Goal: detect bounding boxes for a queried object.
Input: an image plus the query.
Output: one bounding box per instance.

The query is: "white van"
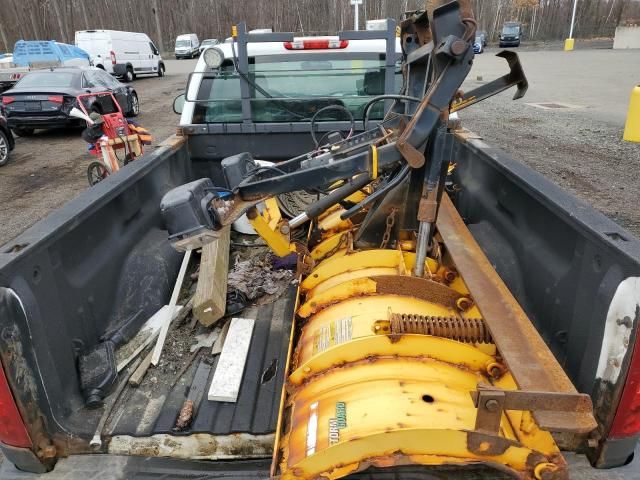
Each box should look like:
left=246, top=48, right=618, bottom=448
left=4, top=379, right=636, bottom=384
left=175, top=34, right=200, bottom=59
left=74, top=30, right=165, bottom=81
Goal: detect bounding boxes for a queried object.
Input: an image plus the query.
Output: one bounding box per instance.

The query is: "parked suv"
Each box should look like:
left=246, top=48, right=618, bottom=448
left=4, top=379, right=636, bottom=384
left=499, top=21, right=522, bottom=47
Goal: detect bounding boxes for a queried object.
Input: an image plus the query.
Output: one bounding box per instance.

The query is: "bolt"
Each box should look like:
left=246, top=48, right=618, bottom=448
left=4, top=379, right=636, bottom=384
left=444, top=269, right=457, bottom=283
left=451, top=39, right=467, bottom=56
left=617, top=316, right=633, bottom=328
left=279, top=224, right=290, bottom=235
left=456, top=297, right=473, bottom=311
left=484, top=399, right=500, bottom=412
left=534, top=463, right=558, bottom=480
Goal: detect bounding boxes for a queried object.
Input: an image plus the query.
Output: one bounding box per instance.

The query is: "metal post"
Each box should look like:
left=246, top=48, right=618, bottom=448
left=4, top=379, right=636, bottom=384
left=569, top=0, right=578, bottom=39
left=414, top=222, right=432, bottom=277
left=355, top=2, right=359, bottom=30
left=235, top=22, right=252, bottom=124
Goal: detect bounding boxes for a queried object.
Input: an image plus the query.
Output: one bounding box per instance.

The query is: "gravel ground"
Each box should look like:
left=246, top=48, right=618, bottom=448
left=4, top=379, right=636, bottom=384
left=461, top=48, right=640, bottom=237
left=0, top=59, right=197, bottom=246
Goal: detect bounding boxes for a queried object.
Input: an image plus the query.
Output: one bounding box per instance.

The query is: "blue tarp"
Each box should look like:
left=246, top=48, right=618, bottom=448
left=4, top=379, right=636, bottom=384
left=12, top=40, right=89, bottom=67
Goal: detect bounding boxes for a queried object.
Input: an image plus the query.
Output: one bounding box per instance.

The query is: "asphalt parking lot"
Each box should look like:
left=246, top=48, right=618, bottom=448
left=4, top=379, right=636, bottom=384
left=462, top=47, right=640, bottom=237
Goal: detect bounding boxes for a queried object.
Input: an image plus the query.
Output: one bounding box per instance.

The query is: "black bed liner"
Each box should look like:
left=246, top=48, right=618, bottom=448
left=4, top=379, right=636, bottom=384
left=109, top=287, right=296, bottom=437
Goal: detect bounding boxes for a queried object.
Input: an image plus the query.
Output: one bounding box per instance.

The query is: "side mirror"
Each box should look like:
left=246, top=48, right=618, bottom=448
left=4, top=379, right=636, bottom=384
left=173, top=93, right=185, bottom=114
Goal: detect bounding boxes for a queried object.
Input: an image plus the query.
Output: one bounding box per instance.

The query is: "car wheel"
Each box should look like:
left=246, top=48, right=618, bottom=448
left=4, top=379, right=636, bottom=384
left=0, top=129, right=10, bottom=166
left=158, top=63, right=165, bottom=77
left=127, top=92, right=139, bottom=117
left=124, top=67, right=134, bottom=82
left=13, top=127, right=34, bottom=137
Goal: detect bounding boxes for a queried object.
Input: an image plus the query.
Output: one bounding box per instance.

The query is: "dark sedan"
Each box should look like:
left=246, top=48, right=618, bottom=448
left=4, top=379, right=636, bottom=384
left=0, top=113, right=15, bottom=166
left=0, top=67, right=139, bottom=136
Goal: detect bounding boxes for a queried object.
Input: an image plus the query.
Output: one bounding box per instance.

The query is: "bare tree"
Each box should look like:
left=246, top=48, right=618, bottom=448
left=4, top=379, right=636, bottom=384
left=0, top=0, right=638, bottom=54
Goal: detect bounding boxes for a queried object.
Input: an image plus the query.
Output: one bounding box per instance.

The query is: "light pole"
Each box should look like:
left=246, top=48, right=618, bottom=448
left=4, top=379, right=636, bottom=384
left=350, top=0, right=363, bottom=30
left=565, top=0, right=579, bottom=51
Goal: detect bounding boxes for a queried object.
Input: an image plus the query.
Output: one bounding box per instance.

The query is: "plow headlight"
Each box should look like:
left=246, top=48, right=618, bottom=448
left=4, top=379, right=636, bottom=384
left=203, top=47, right=224, bottom=69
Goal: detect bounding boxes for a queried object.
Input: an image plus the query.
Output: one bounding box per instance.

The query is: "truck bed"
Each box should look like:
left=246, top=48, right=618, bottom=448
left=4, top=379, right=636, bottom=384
left=1, top=130, right=640, bottom=475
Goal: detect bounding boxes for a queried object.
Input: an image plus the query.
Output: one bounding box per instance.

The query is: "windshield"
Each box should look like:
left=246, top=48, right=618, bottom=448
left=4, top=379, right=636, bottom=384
left=202, top=40, right=216, bottom=45
left=176, top=40, right=191, bottom=48
left=16, top=71, right=75, bottom=88
left=502, top=26, right=520, bottom=35
left=475, top=35, right=482, bottom=44
left=193, top=54, right=402, bottom=123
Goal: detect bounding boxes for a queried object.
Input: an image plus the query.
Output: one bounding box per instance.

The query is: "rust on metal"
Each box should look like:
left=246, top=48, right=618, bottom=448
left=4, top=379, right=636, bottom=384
left=174, top=399, right=194, bottom=431
left=372, top=275, right=463, bottom=308
left=389, top=313, right=492, bottom=343
left=436, top=194, right=597, bottom=434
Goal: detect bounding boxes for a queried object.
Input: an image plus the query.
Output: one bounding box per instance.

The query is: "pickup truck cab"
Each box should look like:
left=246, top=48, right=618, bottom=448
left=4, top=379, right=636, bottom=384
left=1, top=15, right=640, bottom=480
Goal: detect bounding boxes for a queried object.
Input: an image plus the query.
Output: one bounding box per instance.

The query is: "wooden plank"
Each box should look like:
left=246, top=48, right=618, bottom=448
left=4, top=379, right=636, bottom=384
left=193, top=226, right=230, bottom=327
left=211, top=319, right=231, bottom=355
left=116, top=304, right=180, bottom=372
left=151, top=249, right=192, bottom=366
left=436, top=195, right=597, bottom=434
left=208, top=317, right=255, bottom=402
left=129, top=349, right=154, bottom=387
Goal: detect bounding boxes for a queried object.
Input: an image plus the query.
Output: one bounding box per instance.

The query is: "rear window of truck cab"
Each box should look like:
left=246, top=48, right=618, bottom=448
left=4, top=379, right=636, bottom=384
left=192, top=53, right=402, bottom=124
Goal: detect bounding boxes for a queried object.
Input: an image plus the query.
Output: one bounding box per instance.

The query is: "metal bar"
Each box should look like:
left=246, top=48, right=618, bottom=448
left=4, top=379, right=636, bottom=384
left=235, top=22, right=252, bottom=124
left=384, top=19, right=398, bottom=112
left=471, top=388, right=594, bottom=413
left=339, top=30, right=392, bottom=40
left=437, top=194, right=598, bottom=434
left=413, top=222, right=431, bottom=277
left=450, top=51, right=528, bottom=113
left=246, top=32, right=294, bottom=43
left=569, top=0, right=579, bottom=39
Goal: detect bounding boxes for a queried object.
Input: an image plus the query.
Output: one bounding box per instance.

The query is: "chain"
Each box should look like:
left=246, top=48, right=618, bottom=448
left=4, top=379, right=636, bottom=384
left=322, top=232, right=350, bottom=261
left=380, top=208, right=398, bottom=249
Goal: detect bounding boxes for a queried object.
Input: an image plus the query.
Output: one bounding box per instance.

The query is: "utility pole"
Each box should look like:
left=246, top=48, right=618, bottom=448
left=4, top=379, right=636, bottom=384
left=351, top=0, right=363, bottom=30
left=564, top=0, right=578, bottom=51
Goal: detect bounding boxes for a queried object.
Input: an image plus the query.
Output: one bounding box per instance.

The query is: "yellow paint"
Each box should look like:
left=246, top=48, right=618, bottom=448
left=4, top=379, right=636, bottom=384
left=316, top=209, right=353, bottom=234
left=280, top=358, right=558, bottom=480
left=624, top=85, right=640, bottom=143
left=296, top=294, right=457, bottom=365
left=370, top=144, right=378, bottom=179
left=247, top=198, right=291, bottom=257
left=298, top=277, right=378, bottom=317
left=231, top=25, right=238, bottom=38
left=301, top=250, right=407, bottom=291
left=308, top=267, right=400, bottom=297
left=310, top=232, right=351, bottom=261
left=564, top=38, right=575, bottom=51
left=289, top=334, right=495, bottom=384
